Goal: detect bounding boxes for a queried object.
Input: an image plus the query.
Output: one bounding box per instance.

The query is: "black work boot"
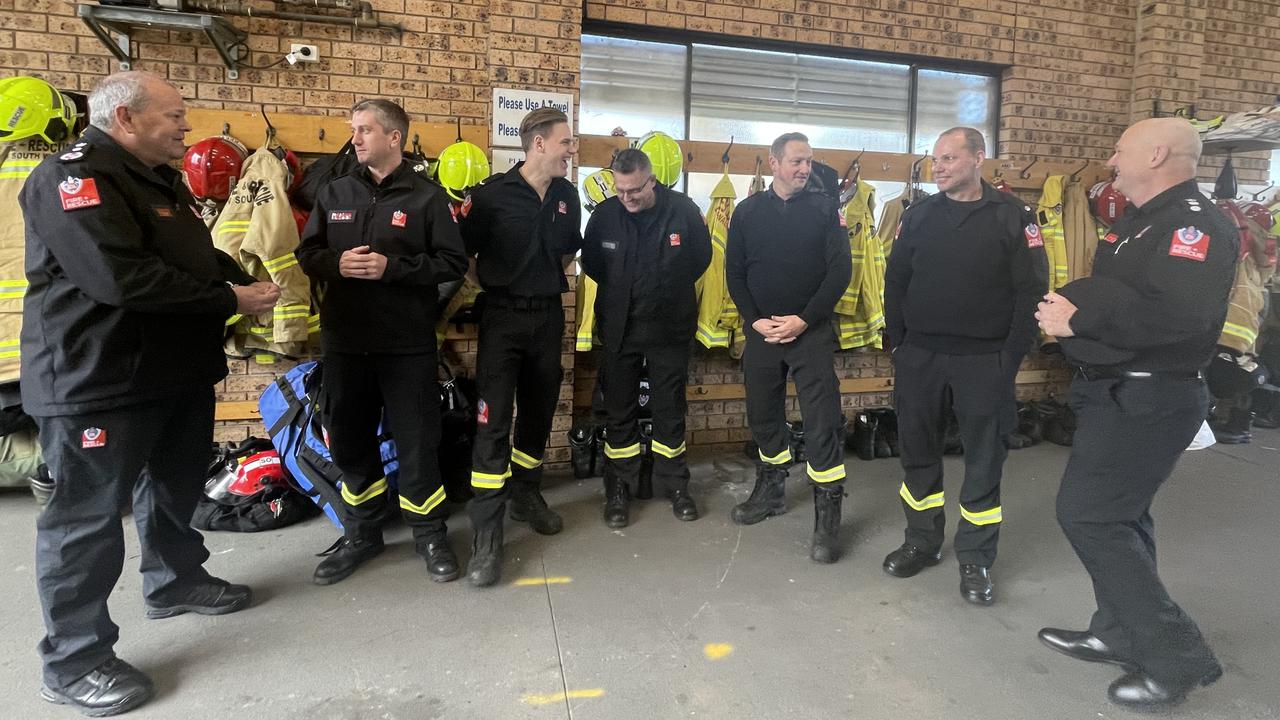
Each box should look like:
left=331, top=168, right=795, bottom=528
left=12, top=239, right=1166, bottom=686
left=41, top=658, right=154, bottom=717
left=670, top=488, right=699, bottom=521
left=848, top=411, right=877, bottom=461
left=730, top=465, right=787, bottom=525
left=414, top=524, right=459, bottom=583
left=810, top=484, right=845, bottom=564
left=314, top=534, right=385, bottom=586
left=508, top=480, right=564, bottom=535
left=145, top=577, right=253, bottom=618
left=1212, top=406, right=1253, bottom=444
left=602, top=469, right=630, bottom=528
left=569, top=421, right=598, bottom=479
left=873, top=410, right=894, bottom=458
left=466, top=519, right=505, bottom=587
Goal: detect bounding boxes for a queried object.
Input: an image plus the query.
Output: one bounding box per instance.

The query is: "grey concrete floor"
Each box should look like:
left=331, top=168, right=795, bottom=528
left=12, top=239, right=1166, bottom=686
left=1, top=434, right=1277, bottom=720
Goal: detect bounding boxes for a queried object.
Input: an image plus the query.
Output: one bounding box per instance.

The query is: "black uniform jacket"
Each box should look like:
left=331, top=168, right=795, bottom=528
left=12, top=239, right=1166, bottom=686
left=459, top=162, right=582, bottom=298
left=581, top=184, right=712, bottom=352
left=885, top=181, right=1048, bottom=355
left=19, top=127, right=250, bottom=417
left=297, top=161, right=467, bottom=354
left=1060, top=179, right=1238, bottom=373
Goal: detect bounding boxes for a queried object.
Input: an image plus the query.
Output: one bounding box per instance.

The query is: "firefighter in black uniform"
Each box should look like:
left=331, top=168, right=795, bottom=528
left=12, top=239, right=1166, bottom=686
left=20, top=72, right=279, bottom=717
left=1036, top=117, right=1233, bottom=711
left=725, top=132, right=852, bottom=564
left=459, top=107, right=582, bottom=586
left=297, top=99, right=468, bottom=586
left=581, top=148, right=712, bottom=527
left=881, top=127, right=1048, bottom=606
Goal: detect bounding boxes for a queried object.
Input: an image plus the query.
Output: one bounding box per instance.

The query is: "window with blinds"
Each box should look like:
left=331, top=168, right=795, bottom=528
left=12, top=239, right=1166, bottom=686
left=580, top=35, right=686, bottom=139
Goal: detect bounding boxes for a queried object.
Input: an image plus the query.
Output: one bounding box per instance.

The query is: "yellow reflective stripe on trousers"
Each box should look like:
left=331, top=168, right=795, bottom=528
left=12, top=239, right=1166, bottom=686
left=511, top=447, right=542, bottom=469
left=899, top=483, right=944, bottom=511
left=471, top=466, right=512, bottom=489
left=400, top=486, right=447, bottom=515
left=651, top=439, right=686, bottom=458
left=960, top=505, right=1003, bottom=526
left=0, top=279, right=27, bottom=300
left=0, top=338, right=19, bottom=360
left=308, top=313, right=321, bottom=334
left=603, top=442, right=641, bottom=459
left=341, top=477, right=388, bottom=505
left=806, top=463, right=846, bottom=483
left=263, top=252, right=299, bottom=273
left=758, top=447, right=792, bottom=465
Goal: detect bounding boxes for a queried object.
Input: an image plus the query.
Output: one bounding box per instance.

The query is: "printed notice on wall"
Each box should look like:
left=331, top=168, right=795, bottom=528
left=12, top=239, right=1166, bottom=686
left=491, top=88, right=573, bottom=149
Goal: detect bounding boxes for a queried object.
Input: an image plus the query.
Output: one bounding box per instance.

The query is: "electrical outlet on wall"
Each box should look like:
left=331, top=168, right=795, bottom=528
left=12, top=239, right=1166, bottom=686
left=289, top=44, right=319, bottom=63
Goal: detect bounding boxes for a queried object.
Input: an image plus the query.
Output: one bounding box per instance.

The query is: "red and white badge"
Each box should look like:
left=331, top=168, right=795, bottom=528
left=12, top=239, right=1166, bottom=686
left=460, top=195, right=473, bottom=218
left=1024, top=223, right=1044, bottom=249
left=58, top=176, right=101, bottom=211
left=669, top=232, right=681, bottom=247
left=838, top=209, right=848, bottom=228
left=1103, top=232, right=1119, bottom=244
left=1169, top=225, right=1210, bottom=262
left=557, top=200, right=567, bottom=215
left=476, top=399, right=489, bottom=425
left=391, top=210, right=407, bottom=227
left=329, top=211, right=354, bottom=222
left=81, top=427, right=107, bottom=449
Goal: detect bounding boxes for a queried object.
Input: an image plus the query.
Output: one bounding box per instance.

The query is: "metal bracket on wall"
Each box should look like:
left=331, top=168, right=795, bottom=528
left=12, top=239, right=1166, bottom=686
left=76, top=4, right=248, bottom=80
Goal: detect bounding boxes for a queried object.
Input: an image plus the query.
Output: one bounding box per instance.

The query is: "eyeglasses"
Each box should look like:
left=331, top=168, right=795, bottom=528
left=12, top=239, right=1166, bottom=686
left=615, top=177, right=653, bottom=198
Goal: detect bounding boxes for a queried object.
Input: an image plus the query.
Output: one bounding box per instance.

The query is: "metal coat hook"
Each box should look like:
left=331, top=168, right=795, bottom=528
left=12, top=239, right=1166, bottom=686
left=721, top=136, right=734, bottom=165
left=221, top=122, right=230, bottom=136
left=843, top=149, right=865, bottom=183
left=318, top=128, right=325, bottom=141
left=1252, top=182, right=1275, bottom=201
left=260, top=104, right=276, bottom=142
left=454, top=117, right=462, bottom=143
left=1019, top=157, right=1039, bottom=179
left=1069, top=160, right=1089, bottom=182
left=909, top=153, right=927, bottom=182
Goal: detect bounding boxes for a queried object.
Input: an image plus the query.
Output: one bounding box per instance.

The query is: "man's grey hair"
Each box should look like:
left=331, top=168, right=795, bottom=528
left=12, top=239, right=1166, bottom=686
left=610, top=147, right=652, bottom=176
left=88, top=71, right=158, bottom=131
left=770, top=132, right=809, bottom=159
left=351, top=98, right=410, bottom=149
left=939, top=126, right=987, bottom=156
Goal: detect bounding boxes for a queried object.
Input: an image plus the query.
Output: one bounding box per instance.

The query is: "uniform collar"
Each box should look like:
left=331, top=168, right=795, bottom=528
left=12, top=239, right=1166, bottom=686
left=936, top=179, right=1001, bottom=207
left=357, top=158, right=414, bottom=189
left=83, top=126, right=181, bottom=188
left=1130, top=179, right=1201, bottom=218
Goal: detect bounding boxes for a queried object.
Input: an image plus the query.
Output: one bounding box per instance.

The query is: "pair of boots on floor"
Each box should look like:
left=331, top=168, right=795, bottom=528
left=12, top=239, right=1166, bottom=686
left=601, top=466, right=699, bottom=528
left=732, top=464, right=844, bottom=564
left=311, top=479, right=561, bottom=587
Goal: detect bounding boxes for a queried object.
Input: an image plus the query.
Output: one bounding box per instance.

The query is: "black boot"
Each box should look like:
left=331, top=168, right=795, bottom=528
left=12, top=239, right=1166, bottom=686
left=848, top=411, right=877, bottom=461
left=414, top=524, right=459, bottom=583
left=670, top=488, right=699, bottom=521
left=603, top=469, right=630, bottom=528
left=1212, top=406, right=1253, bottom=444
left=508, top=480, right=563, bottom=535
left=314, top=534, right=385, bottom=586
left=873, top=410, right=894, bottom=458
left=787, top=420, right=806, bottom=464
left=730, top=465, right=787, bottom=525
left=810, top=484, right=844, bottom=563
left=466, top=519, right=504, bottom=587
left=569, top=421, right=598, bottom=479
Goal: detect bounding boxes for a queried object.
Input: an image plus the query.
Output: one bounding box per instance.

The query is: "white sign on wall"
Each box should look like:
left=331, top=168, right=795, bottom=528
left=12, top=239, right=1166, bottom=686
left=491, top=88, right=573, bottom=149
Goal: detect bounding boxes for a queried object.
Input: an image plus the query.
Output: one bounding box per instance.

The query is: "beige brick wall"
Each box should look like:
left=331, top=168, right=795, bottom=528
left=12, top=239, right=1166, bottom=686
left=3, top=0, right=1278, bottom=462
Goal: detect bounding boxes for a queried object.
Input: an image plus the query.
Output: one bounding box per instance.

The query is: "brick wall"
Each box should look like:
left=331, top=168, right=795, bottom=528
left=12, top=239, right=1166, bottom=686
left=3, top=0, right=1279, bottom=461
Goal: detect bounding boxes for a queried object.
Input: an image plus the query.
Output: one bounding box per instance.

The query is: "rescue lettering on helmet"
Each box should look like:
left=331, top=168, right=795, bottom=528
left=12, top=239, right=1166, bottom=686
left=58, top=176, right=101, bottom=211
left=1024, top=223, right=1044, bottom=249
left=1169, top=226, right=1209, bottom=262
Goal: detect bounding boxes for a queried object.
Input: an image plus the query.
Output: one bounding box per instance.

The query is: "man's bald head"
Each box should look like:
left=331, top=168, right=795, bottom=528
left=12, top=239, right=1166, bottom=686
left=1107, top=117, right=1202, bottom=207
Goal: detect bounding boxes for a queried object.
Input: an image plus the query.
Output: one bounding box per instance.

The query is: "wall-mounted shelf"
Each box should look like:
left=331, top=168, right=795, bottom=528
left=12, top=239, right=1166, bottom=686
left=77, top=4, right=248, bottom=79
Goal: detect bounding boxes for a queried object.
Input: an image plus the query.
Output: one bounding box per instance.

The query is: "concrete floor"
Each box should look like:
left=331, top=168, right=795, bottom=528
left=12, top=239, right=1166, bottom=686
left=1, top=434, right=1278, bottom=720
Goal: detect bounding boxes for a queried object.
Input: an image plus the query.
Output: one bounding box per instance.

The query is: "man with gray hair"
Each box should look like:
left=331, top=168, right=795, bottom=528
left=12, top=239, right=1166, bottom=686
left=581, top=148, right=711, bottom=527
left=20, top=71, right=279, bottom=716
left=881, top=126, right=1047, bottom=605
left=1035, top=117, right=1233, bottom=710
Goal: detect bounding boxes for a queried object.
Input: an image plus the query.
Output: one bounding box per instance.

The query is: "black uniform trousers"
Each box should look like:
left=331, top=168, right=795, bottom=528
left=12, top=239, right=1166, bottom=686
left=323, top=351, right=445, bottom=548
left=600, top=340, right=691, bottom=496
left=893, top=344, right=1015, bottom=567
left=743, top=326, right=845, bottom=484
left=469, top=299, right=564, bottom=525
left=34, top=390, right=216, bottom=690
left=1055, top=375, right=1219, bottom=688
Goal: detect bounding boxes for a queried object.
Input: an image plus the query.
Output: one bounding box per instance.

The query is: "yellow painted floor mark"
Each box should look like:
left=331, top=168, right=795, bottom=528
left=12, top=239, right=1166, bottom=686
left=521, top=688, right=605, bottom=705
left=704, top=643, right=734, bottom=660
left=512, top=576, right=573, bottom=586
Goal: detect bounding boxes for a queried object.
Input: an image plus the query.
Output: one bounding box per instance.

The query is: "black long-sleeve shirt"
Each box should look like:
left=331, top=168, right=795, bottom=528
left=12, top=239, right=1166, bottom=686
left=1061, top=179, right=1238, bottom=372
left=884, top=181, right=1048, bottom=355
left=725, top=187, right=851, bottom=329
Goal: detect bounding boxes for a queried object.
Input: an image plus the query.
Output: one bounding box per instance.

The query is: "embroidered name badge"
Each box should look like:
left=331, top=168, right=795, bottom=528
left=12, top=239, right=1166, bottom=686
left=153, top=205, right=174, bottom=218
left=1024, top=223, right=1044, bottom=248
left=58, top=176, right=101, bottom=211
left=329, top=211, right=354, bottom=223
left=81, top=427, right=107, bottom=449
left=1168, top=226, right=1210, bottom=262
left=391, top=210, right=407, bottom=227
left=602, top=241, right=618, bottom=251
left=669, top=233, right=681, bottom=247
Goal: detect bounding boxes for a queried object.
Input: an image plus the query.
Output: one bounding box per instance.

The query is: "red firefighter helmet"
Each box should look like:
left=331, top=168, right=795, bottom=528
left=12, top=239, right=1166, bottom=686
left=1087, top=180, right=1129, bottom=227
left=183, top=135, right=248, bottom=201
left=1238, top=200, right=1275, bottom=231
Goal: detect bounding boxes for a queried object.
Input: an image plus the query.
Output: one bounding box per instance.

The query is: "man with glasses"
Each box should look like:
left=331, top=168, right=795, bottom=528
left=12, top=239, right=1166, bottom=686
left=459, top=107, right=582, bottom=587
left=581, top=148, right=711, bottom=527
left=725, top=132, right=852, bottom=564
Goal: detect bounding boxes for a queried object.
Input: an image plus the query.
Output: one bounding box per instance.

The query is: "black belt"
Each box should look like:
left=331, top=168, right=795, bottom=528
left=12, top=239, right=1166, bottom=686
left=484, top=293, right=559, bottom=310
left=1074, top=367, right=1202, bottom=381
